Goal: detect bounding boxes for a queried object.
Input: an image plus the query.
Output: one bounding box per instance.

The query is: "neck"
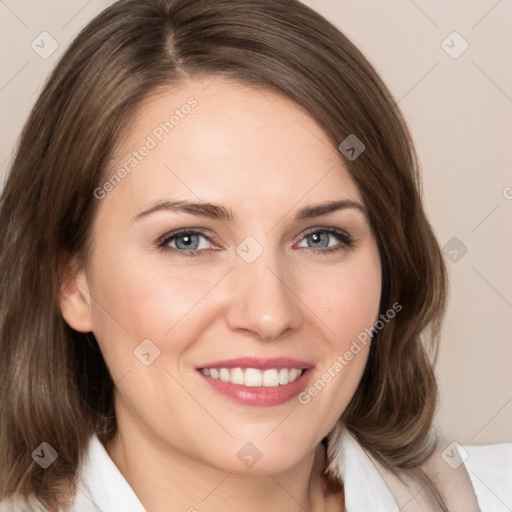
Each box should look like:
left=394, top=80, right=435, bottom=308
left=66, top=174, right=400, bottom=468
left=106, top=405, right=342, bottom=511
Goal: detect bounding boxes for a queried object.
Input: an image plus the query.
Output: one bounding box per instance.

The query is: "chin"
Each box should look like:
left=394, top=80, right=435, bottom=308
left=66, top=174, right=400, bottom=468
left=197, top=437, right=316, bottom=476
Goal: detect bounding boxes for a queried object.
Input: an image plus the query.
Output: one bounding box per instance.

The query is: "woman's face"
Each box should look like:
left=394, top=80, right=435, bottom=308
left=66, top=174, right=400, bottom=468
left=64, top=78, right=381, bottom=474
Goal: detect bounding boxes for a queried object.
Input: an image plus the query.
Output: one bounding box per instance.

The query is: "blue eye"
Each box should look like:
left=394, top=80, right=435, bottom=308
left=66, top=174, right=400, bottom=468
left=304, top=231, right=330, bottom=248
left=297, top=228, right=353, bottom=253
left=158, top=227, right=353, bottom=257
left=158, top=229, right=213, bottom=256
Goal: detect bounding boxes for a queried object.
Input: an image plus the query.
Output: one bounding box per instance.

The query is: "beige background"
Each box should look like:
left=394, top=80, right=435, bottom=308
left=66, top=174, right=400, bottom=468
left=1, top=1, right=511, bottom=445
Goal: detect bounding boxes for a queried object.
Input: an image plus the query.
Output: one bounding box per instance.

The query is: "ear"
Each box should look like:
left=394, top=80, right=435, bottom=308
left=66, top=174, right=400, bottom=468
left=60, top=257, right=94, bottom=333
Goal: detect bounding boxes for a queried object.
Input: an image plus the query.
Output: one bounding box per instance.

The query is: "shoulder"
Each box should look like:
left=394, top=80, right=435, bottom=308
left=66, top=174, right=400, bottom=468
left=458, top=440, right=512, bottom=511
left=0, top=434, right=144, bottom=512
left=0, top=495, right=47, bottom=511
left=70, top=434, right=145, bottom=511
left=419, top=436, right=512, bottom=512
left=326, top=424, right=509, bottom=511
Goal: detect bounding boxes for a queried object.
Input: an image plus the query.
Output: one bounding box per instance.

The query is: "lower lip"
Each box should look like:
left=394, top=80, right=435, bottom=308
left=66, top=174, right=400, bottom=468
left=198, top=370, right=312, bottom=407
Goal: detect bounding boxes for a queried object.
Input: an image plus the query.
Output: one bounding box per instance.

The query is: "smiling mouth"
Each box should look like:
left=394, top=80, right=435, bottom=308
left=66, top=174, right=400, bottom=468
left=196, top=357, right=314, bottom=406
left=200, top=367, right=305, bottom=387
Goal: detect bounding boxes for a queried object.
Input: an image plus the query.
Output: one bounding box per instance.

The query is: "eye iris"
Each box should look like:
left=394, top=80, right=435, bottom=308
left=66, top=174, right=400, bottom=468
left=176, top=234, right=199, bottom=250
left=308, top=231, right=329, bottom=248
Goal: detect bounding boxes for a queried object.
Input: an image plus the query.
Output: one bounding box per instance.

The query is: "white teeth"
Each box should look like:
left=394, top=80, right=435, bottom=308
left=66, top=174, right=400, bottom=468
left=289, top=368, right=301, bottom=381
left=262, top=369, right=279, bottom=387
left=231, top=367, right=245, bottom=385
left=279, top=368, right=289, bottom=385
left=245, top=368, right=262, bottom=387
left=201, top=367, right=304, bottom=387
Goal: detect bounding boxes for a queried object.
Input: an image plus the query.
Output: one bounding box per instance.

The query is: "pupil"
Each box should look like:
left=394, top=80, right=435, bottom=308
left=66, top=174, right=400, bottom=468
left=310, top=232, right=328, bottom=247
left=176, top=234, right=198, bottom=250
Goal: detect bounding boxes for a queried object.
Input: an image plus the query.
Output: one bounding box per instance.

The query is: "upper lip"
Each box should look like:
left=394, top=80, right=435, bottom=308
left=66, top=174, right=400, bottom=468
left=197, top=357, right=314, bottom=370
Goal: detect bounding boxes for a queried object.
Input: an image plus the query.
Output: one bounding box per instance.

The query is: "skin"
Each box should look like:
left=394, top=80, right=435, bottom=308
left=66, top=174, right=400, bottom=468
left=61, top=77, right=382, bottom=512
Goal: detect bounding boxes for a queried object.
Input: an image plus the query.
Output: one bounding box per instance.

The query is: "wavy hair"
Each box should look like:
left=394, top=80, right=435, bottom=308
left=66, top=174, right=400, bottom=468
left=0, top=0, right=447, bottom=509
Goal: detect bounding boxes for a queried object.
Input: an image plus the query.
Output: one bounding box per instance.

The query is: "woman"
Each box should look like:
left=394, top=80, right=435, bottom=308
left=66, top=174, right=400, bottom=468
left=0, top=0, right=509, bottom=510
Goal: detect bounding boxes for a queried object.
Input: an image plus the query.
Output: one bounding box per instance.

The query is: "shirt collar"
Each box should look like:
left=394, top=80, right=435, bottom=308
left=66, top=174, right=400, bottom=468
left=326, top=424, right=399, bottom=511
left=73, top=434, right=145, bottom=511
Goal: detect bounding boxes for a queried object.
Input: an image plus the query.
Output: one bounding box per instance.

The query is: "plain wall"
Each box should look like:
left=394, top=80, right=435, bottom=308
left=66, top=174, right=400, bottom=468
left=1, top=0, right=511, bottom=445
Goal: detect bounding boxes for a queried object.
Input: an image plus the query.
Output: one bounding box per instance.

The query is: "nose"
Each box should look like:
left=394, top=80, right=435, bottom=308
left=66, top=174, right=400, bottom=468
left=224, top=249, right=303, bottom=341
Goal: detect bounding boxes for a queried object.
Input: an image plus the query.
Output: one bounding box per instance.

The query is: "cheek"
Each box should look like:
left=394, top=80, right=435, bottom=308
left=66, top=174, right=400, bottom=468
left=87, top=246, right=223, bottom=366
left=305, top=250, right=382, bottom=350
left=294, top=247, right=381, bottom=419
left=328, top=271, right=381, bottom=345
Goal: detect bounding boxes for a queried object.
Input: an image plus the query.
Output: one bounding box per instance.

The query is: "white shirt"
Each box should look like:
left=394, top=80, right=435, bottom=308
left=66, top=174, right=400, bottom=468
left=72, top=430, right=512, bottom=511
left=2, top=430, right=511, bottom=511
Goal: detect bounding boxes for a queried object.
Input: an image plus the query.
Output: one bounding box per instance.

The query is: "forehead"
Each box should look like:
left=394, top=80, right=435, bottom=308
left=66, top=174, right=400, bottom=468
left=101, top=78, right=363, bottom=216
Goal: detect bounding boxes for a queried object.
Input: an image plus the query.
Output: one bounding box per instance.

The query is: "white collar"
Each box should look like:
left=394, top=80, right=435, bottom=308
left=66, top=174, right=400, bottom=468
left=72, top=435, right=145, bottom=511
left=325, top=426, right=399, bottom=511
left=73, top=429, right=399, bottom=511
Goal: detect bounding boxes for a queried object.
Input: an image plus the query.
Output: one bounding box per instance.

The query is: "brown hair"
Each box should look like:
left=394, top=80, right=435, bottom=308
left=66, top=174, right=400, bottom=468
left=0, top=0, right=447, bottom=509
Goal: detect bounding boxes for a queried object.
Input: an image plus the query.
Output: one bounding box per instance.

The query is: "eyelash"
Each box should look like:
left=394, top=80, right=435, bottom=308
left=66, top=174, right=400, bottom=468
left=157, top=227, right=354, bottom=258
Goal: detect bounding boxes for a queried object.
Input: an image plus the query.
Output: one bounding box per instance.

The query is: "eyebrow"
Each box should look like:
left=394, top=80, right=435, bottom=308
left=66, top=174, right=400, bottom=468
left=130, top=199, right=367, bottom=224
